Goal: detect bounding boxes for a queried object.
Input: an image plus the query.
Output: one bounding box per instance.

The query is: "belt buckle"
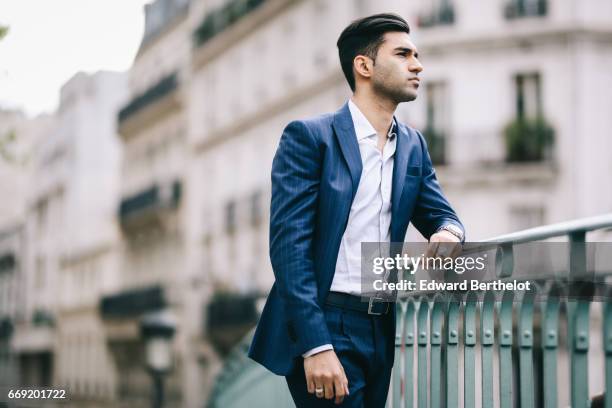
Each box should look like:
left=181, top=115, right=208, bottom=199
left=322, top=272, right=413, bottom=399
left=368, top=296, right=386, bottom=315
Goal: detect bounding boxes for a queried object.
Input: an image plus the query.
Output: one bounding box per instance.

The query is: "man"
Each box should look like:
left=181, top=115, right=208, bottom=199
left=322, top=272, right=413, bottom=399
left=248, top=13, right=465, bottom=407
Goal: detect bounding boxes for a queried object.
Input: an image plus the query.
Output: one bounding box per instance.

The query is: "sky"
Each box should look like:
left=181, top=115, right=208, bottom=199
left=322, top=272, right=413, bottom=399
left=0, top=0, right=151, bottom=117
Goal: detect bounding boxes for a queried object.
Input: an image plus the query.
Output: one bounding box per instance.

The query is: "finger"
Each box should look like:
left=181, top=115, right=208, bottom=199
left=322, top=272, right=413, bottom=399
left=314, top=382, right=324, bottom=398
left=425, top=241, right=439, bottom=258
left=451, top=243, right=463, bottom=258
left=306, top=376, right=315, bottom=394
left=324, top=379, right=334, bottom=400
left=440, top=242, right=456, bottom=259
left=334, top=377, right=345, bottom=404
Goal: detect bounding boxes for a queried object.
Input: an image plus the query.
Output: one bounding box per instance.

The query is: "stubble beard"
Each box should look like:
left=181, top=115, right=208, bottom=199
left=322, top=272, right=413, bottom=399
left=371, top=73, right=418, bottom=105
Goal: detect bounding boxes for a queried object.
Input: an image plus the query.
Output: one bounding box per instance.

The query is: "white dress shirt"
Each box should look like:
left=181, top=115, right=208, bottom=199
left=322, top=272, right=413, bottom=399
left=303, top=100, right=397, bottom=358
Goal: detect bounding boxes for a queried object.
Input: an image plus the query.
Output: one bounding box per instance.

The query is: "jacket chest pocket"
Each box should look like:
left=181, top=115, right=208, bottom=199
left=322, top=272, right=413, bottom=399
left=405, top=165, right=422, bottom=177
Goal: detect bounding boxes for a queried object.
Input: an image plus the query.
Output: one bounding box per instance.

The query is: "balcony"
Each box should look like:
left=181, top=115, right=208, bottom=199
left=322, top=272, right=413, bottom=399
left=0, top=253, right=15, bottom=272
left=505, top=0, right=547, bottom=19
left=118, top=73, right=179, bottom=136
left=205, top=292, right=259, bottom=355
left=418, top=3, right=455, bottom=28
left=503, top=116, right=554, bottom=162
left=119, top=180, right=182, bottom=232
left=100, top=285, right=166, bottom=319
left=0, top=317, right=13, bottom=338
left=193, top=0, right=266, bottom=47
left=31, top=310, right=55, bottom=327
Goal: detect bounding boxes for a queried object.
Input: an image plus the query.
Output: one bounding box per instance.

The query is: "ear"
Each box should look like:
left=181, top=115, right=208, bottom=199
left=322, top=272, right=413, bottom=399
left=353, top=55, right=373, bottom=80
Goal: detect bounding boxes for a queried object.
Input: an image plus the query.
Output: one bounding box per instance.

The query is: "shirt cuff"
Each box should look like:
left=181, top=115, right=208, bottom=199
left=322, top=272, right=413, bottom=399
left=302, top=344, right=333, bottom=358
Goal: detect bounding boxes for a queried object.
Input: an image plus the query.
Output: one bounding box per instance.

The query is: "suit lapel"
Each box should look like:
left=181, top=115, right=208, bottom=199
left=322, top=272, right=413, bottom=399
left=332, top=103, right=410, bottom=234
left=332, top=103, right=362, bottom=200
left=391, top=122, right=409, bottom=230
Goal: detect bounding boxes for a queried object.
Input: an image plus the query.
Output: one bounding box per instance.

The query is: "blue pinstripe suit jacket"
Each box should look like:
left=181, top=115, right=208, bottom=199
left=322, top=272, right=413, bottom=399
left=248, top=102, right=464, bottom=375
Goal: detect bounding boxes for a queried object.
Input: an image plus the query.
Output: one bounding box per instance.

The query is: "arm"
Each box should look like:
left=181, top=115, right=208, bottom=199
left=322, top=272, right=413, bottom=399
left=269, top=120, right=332, bottom=355
left=411, top=130, right=465, bottom=241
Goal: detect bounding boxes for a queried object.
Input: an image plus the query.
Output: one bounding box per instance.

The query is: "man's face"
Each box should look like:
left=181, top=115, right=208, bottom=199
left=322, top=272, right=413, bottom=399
left=369, top=32, right=423, bottom=103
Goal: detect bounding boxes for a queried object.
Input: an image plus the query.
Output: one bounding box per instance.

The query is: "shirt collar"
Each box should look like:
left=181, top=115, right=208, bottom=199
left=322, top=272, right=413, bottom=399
left=348, top=99, right=397, bottom=141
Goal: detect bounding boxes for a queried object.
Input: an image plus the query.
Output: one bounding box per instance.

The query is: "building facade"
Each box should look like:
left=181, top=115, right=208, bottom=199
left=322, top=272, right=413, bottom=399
left=2, top=0, right=611, bottom=406
left=0, top=224, right=25, bottom=395
left=187, top=0, right=612, bottom=297
left=0, top=109, right=53, bottom=400
left=187, top=0, right=612, bottom=400
left=98, top=0, right=199, bottom=406
left=6, top=71, right=127, bottom=406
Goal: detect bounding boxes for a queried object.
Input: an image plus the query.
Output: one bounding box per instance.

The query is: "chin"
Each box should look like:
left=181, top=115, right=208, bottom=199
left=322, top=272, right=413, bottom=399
left=400, top=92, right=418, bottom=103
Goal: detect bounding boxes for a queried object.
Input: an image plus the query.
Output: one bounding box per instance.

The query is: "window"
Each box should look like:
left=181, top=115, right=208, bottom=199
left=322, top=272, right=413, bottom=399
left=225, top=200, right=237, bottom=234
left=419, top=0, right=455, bottom=28
left=505, top=0, right=547, bottom=19
left=250, top=191, right=263, bottom=227
left=424, top=82, right=449, bottom=165
left=35, top=256, right=46, bottom=289
left=515, top=73, right=541, bottom=120
left=37, top=199, right=49, bottom=232
left=505, top=72, right=554, bottom=162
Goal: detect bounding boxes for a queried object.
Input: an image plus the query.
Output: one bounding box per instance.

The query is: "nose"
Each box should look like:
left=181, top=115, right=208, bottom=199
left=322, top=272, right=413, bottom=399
left=409, top=58, right=424, bottom=74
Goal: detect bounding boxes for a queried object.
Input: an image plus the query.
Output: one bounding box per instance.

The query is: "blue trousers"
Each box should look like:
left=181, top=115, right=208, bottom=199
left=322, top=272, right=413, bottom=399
left=285, top=303, right=395, bottom=407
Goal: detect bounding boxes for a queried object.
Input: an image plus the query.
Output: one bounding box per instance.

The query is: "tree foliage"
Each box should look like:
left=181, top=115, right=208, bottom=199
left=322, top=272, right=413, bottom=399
left=0, top=25, right=8, bottom=41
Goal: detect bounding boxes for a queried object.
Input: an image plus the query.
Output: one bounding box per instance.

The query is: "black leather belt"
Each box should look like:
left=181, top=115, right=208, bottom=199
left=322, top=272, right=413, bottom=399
left=325, top=291, right=391, bottom=316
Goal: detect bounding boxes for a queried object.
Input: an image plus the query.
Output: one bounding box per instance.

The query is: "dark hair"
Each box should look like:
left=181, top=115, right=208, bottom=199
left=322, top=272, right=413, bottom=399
left=336, top=13, right=410, bottom=91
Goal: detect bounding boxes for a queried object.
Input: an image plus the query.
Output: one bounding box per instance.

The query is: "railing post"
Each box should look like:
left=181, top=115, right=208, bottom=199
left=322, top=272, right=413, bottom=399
left=570, top=299, right=591, bottom=408
left=464, top=293, right=477, bottom=408
left=417, top=299, right=429, bottom=408
left=445, top=298, right=460, bottom=408
left=518, top=291, right=535, bottom=408
left=393, top=301, right=406, bottom=408
left=404, top=301, right=416, bottom=408
left=481, top=292, right=495, bottom=408
left=542, top=286, right=560, bottom=408
left=498, top=292, right=514, bottom=408
left=569, top=230, right=590, bottom=408
left=430, top=297, right=445, bottom=408
left=604, top=293, right=612, bottom=408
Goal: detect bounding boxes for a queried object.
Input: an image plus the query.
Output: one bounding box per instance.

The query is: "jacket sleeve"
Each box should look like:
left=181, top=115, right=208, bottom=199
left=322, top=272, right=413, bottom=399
left=269, top=120, right=331, bottom=355
left=410, top=130, right=465, bottom=240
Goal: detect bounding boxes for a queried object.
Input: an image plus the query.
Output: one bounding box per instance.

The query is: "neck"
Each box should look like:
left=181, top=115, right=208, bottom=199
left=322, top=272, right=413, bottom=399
left=351, top=90, right=397, bottom=136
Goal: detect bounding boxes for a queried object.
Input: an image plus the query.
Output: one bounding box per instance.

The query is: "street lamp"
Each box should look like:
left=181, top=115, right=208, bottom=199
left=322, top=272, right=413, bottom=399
left=140, top=309, right=177, bottom=408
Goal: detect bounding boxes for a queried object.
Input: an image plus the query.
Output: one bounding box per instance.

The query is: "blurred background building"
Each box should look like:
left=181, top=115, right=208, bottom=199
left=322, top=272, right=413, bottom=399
left=1, top=0, right=612, bottom=406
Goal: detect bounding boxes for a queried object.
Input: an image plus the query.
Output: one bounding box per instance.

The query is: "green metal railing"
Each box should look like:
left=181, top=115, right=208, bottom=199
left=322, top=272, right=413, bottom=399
left=206, top=214, right=612, bottom=408
left=390, top=214, right=612, bottom=408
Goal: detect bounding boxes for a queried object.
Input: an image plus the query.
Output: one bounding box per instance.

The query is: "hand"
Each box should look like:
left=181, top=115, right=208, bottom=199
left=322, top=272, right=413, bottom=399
left=426, top=230, right=462, bottom=259
left=304, top=349, right=349, bottom=404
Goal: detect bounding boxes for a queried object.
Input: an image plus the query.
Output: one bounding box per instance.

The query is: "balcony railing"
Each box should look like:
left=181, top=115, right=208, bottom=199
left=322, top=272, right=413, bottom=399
left=118, top=73, right=178, bottom=124
left=505, top=0, right=547, bottom=19
left=0, top=253, right=15, bottom=272
left=504, top=116, right=554, bottom=162
left=119, top=180, right=182, bottom=224
left=100, top=285, right=166, bottom=319
left=418, top=3, right=455, bottom=28
left=206, top=292, right=259, bottom=355
left=31, top=310, right=55, bottom=327
left=193, top=0, right=266, bottom=47
left=0, top=317, right=13, bottom=338
left=204, top=214, right=612, bottom=407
